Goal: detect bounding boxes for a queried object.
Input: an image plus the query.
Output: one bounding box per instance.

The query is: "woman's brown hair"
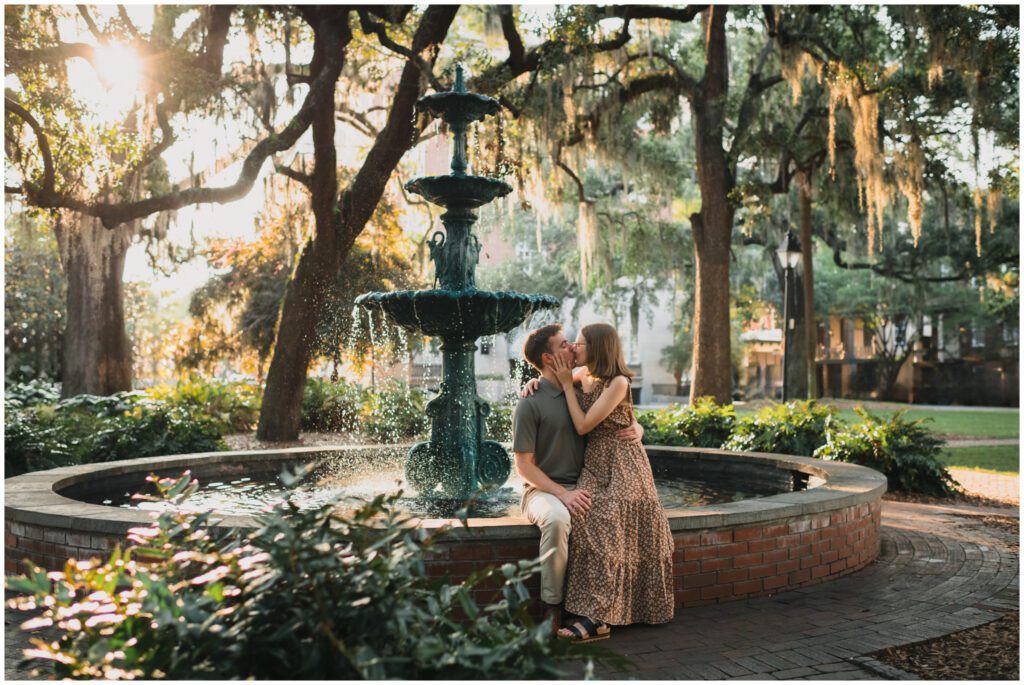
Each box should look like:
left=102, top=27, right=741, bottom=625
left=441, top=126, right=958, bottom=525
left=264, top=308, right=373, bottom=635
left=581, top=323, right=634, bottom=383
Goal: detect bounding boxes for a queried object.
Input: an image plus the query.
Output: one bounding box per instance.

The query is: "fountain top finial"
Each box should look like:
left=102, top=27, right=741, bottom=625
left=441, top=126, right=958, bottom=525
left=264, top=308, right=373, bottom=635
left=454, top=64, right=466, bottom=93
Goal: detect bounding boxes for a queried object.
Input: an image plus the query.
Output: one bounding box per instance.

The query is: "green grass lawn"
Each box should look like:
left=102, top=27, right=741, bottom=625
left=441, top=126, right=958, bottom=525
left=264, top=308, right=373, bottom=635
left=833, top=408, right=1019, bottom=439
left=939, top=445, right=1020, bottom=475
left=736, top=402, right=1019, bottom=439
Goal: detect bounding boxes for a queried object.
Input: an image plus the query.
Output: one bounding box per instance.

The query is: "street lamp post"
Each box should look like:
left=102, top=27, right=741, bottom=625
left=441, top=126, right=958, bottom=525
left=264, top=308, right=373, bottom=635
left=777, top=230, right=802, bottom=402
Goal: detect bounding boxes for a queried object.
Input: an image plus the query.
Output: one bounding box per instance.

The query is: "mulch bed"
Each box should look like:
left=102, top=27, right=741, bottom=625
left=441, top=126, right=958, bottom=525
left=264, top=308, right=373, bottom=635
left=873, top=514, right=1019, bottom=680
left=882, top=489, right=1018, bottom=509
left=871, top=611, right=1019, bottom=680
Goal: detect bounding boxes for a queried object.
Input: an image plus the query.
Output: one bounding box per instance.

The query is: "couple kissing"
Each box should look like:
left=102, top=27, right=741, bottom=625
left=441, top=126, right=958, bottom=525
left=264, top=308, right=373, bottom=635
left=512, top=322, right=674, bottom=643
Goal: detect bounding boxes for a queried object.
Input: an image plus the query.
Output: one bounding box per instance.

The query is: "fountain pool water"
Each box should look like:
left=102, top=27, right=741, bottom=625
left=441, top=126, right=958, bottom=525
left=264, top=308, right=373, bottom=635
left=79, top=449, right=798, bottom=518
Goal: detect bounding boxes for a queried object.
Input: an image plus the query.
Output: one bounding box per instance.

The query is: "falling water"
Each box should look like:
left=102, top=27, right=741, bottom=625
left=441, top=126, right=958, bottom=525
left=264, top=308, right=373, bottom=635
left=396, top=326, right=411, bottom=386
left=367, top=310, right=378, bottom=350
left=348, top=306, right=365, bottom=357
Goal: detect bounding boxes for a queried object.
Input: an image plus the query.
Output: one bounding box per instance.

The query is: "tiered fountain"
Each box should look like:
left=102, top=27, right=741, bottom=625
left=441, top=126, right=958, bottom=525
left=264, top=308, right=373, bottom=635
left=4, top=70, right=887, bottom=610
left=355, top=66, right=559, bottom=501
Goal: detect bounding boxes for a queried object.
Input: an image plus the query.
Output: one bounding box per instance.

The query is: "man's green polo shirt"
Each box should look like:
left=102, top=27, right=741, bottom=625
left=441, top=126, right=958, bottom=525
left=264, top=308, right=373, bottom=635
left=512, top=377, right=585, bottom=486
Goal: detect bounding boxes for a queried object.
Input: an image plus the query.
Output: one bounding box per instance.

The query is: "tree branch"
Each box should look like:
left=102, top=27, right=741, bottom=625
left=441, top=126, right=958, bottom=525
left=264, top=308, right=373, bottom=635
left=336, top=104, right=380, bottom=138
left=198, top=5, right=235, bottom=76
left=557, top=158, right=588, bottom=203
left=729, top=37, right=779, bottom=171
left=825, top=233, right=1016, bottom=284
left=339, top=5, right=459, bottom=244
left=357, top=9, right=444, bottom=92
left=76, top=5, right=105, bottom=43
left=5, top=96, right=56, bottom=198
left=608, top=5, right=707, bottom=22
left=497, top=5, right=526, bottom=71
left=474, top=8, right=636, bottom=93
left=116, top=5, right=143, bottom=42
left=19, top=14, right=349, bottom=228
left=275, top=164, right=312, bottom=191
left=5, top=42, right=99, bottom=69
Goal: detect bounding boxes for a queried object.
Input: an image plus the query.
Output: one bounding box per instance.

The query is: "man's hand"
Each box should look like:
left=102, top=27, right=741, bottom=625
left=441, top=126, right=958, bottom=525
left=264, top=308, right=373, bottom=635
left=616, top=419, right=644, bottom=443
left=558, top=488, right=592, bottom=516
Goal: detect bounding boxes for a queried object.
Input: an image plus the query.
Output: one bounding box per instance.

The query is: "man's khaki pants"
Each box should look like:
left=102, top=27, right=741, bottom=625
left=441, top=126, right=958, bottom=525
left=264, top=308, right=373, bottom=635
left=522, top=486, right=573, bottom=605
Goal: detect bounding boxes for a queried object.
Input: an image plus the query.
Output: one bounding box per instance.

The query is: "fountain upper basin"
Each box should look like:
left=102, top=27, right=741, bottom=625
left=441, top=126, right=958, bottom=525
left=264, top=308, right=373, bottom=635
left=354, top=289, right=560, bottom=340
left=404, top=174, right=512, bottom=209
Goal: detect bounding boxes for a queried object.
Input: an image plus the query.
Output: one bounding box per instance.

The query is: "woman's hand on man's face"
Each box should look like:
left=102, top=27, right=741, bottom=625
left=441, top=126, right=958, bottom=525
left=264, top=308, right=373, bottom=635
left=551, top=350, right=574, bottom=387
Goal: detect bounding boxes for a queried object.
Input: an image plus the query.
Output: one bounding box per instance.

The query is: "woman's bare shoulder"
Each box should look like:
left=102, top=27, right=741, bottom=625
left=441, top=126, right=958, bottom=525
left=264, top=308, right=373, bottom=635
left=603, top=375, right=630, bottom=398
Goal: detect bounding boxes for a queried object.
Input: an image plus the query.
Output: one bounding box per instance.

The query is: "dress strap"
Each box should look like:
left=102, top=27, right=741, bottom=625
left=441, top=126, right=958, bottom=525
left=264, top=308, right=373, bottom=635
left=624, top=376, right=636, bottom=423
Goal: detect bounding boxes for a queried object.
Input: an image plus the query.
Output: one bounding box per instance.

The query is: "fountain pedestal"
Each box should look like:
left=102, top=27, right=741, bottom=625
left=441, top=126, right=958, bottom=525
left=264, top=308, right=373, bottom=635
left=356, top=66, right=559, bottom=501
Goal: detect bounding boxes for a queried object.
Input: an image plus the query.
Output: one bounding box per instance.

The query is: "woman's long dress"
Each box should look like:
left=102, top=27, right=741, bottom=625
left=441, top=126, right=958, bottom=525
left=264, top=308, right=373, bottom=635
left=563, top=377, right=675, bottom=625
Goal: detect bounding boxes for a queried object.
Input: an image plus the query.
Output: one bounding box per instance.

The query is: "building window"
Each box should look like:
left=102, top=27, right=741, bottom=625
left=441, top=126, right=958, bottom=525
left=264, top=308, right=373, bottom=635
left=1002, top=325, right=1019, bottom=347
left=480, top=337, right=492, bottom=355
left=861, top=325, right=872, bottom=349
left=971, top=324, right=986, bottom=349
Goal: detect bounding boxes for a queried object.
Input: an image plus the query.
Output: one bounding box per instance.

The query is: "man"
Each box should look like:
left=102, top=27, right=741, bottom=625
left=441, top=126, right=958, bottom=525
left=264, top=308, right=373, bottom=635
left=511, top=323, right=643, bottom=629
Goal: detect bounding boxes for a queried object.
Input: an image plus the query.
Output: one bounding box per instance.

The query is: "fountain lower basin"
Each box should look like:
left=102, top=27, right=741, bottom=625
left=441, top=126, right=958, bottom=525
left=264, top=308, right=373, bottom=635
left=4, top=446, right=885, bottom=609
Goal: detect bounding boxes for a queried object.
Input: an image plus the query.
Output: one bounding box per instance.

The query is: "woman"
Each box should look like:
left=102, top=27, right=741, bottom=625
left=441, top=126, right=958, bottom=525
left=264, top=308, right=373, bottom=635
left=539, top=323, right=674, bottom=642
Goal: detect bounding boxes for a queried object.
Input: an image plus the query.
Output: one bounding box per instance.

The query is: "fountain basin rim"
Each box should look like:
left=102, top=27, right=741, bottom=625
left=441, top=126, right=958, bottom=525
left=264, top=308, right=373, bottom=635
left=5, top=445, right=886, bottom=541
left=415, top=90, right=501, bottom=123
left=355, top=289, right=561, bottom=305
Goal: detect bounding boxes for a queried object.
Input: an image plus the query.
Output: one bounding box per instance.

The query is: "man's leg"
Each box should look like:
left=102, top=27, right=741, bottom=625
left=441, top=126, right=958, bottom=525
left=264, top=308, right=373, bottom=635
left=522, top=487, right=572, bottom=606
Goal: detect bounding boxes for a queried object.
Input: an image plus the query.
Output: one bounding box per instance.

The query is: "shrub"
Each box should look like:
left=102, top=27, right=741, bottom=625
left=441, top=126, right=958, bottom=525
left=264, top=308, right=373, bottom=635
left=360, top=380, right=430, bottom=443
left=300, top=378, right=363, bottom=432
left=85, top=401, right=226, bottom=463
left=4, top=379, right=61, bottom=408
left=6, top=471, right=616, bottom=679
left=4, top=402, right=79, bottom=475
left=815, top=408, right=956, bottom=496
left=636, top=397, right=736, bottom=447
left=4, top=391, right=226, bottom=477
left=723, top=400, right=841, bottom=457
left=149, top=375, right=261, bottom=433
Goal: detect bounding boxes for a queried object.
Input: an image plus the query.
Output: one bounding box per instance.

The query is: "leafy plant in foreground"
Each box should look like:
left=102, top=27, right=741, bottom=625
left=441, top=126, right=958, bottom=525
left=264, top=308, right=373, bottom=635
left=7, top=470, right=618, bottom=679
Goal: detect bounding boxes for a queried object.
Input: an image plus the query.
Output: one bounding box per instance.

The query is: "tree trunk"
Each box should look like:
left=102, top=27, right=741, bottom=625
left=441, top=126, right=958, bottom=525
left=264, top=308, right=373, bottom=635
left=688, top=7, right=733, bottom=404
left=54, top=212, right=135, bottom=397
left=798, top=174, right=818, bottom=398
left=785, top=269, right=810, bottom=399
left=256, top=7, right=457, bottom=441
left=256, top=17, right=348, bottom=441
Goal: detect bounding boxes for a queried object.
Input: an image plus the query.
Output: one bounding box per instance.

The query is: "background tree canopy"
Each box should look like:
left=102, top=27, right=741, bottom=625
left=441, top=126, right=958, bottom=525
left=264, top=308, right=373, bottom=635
left=4, top=5, right=1019, bottom=433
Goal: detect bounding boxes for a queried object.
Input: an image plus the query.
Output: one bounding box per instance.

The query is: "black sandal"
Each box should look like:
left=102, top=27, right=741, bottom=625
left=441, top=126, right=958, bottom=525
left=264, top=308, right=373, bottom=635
left=561, top=616, right=611, bottom=644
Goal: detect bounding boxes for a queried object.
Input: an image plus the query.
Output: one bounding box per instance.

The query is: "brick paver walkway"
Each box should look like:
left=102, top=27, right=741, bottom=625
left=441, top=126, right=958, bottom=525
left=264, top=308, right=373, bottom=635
left=589, top=499, right=1018, bottom=680
left=7, top=499, right=1017, bottom=680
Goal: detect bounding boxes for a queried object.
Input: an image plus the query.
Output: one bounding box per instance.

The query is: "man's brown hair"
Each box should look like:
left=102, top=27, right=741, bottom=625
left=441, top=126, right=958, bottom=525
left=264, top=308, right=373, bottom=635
left=523, top=323, right=563, bottom=371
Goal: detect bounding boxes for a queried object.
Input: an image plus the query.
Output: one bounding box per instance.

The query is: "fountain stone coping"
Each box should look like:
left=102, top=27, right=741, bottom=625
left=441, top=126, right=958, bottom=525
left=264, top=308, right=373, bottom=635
left=5, top=445, right=886, bottom=541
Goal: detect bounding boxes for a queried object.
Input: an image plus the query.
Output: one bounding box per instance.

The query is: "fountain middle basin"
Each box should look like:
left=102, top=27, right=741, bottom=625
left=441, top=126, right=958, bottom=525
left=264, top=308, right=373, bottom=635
left=354, top=289, right=560, bottom=340
left=5, top=446, right=885, bottom=609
